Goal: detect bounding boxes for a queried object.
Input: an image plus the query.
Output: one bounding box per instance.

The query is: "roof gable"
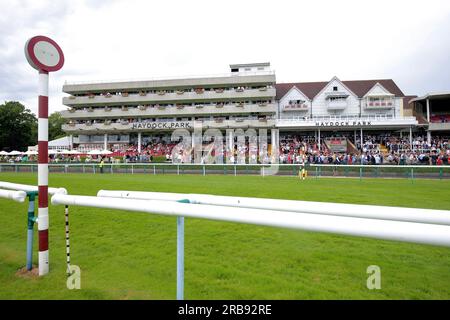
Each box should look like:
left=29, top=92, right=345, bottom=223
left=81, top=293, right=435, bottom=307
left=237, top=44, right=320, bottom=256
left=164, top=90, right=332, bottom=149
left=280, top=86, right=310, bottom=102
left=343, top=79, right=404, bottom=97
left=275, top=81, right=327, bottom=100
left=364, top=82, right=394, bottom=97
left=313, top=76, right=358, bottom=99
left=276, top=78, right=405, bottom=100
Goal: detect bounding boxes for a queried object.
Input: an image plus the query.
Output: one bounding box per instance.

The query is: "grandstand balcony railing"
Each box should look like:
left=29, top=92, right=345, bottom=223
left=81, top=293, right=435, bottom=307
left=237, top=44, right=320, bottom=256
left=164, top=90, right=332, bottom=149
left=278, top=114, right=418, bottom=123
left=327, top=100, right=348, bottom=110
left=429, top=122, right=450, bottom=131
left=64, top=70, right=276, bottom=86
left=62, top=88, right=276, bottom=107
left=364, top=101, right=394, bottom=109
left=61, top=102, right=277, bottom=119
left=282, top=103, right=309, bottom=112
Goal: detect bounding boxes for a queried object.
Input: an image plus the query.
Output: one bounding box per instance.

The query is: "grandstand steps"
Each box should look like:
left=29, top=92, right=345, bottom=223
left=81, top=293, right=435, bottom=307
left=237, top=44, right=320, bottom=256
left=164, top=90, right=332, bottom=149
left=347, top=139, right=359, bottom=154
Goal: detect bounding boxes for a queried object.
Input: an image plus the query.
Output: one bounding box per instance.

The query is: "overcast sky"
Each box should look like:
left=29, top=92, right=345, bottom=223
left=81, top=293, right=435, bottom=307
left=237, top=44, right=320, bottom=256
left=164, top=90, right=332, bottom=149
left=1, top=0, right=450, bottom=115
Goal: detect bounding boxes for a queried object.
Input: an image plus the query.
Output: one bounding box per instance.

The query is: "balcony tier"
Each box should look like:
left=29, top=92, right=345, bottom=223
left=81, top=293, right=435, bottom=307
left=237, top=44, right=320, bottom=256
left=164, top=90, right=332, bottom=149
left=282, top=104, right=309, bottom=112
left=63, top=88, right=276, bottom=107
left=61, top=103, right=277, bottom=119
left=63, top=73, right=276, bottom=94
left=327, top=100, right=348, bottom=110
left=62, top=119, right=276, bottom=133
left=364, top=102, right=394, bottom=109
left=63, top=88, right=276, bottom=106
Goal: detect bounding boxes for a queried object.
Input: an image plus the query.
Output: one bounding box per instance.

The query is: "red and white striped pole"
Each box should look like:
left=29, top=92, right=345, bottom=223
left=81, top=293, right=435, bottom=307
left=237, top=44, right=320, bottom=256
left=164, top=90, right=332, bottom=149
left=38, top=70, right=50, bottom=275
left=25, top=35, right=64, bottom=276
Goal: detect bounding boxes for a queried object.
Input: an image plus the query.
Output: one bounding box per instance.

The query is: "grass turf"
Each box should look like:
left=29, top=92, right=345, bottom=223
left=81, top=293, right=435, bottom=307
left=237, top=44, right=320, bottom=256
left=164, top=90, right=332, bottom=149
left=0, top=172, right=449, bottom=299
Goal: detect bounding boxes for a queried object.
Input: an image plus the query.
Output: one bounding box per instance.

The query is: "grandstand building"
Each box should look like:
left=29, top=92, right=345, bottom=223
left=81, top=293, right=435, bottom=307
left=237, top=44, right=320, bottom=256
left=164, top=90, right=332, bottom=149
left=275, top=78, right=418, bottom=153
left=410, top=92, right=450, bottom=141
left=62, top=62, right=448, bottom=158
left=61, top=63, right=277, bottom=152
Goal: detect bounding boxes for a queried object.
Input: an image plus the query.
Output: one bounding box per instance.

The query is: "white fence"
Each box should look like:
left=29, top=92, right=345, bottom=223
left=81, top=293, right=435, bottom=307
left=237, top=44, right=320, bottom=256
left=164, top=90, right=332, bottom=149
left=3, top=180, right=450, bottom=298
left=51, top=189, right=450, bottom=299
left=0, top=163, right=449, bottom=179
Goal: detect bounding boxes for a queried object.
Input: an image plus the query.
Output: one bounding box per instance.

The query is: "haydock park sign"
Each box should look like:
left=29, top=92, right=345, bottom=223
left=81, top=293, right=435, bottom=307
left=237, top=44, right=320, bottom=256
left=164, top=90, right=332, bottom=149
left=316, top=120, right=372, bottom=127
left=132, top=121, right=192, bottom=130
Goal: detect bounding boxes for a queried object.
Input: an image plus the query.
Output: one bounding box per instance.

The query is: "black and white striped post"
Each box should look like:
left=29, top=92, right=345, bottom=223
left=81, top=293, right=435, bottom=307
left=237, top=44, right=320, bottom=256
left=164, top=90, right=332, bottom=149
left=65, top=205, right=71, bottom=276
left=25, top=35, right=64, bottom=276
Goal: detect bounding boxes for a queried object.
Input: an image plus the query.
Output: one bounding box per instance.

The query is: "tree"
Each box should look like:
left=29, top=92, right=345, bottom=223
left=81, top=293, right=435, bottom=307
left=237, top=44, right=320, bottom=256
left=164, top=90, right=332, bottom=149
left=0, top=101, right=37, bottom=151
left=48, top=112, right=66, bottom=141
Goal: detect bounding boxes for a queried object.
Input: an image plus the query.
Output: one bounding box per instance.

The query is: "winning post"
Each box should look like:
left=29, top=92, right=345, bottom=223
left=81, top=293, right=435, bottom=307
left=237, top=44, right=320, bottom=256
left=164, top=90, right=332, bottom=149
left=25, top=35, right=64, bottom=276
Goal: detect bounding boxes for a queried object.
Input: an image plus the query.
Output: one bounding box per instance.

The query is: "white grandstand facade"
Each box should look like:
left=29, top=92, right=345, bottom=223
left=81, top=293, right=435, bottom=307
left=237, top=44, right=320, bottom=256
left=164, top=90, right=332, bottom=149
left=62, top=63, right=277, bottom=152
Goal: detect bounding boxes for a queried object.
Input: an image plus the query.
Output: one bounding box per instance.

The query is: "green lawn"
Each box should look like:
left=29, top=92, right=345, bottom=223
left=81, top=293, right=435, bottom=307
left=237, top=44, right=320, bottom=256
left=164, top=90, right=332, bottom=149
left=0, top=172, right=449, bottom=299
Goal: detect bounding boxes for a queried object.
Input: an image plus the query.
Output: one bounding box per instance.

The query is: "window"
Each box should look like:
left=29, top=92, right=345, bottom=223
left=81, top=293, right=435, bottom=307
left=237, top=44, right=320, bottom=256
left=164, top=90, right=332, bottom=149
left=329, top=97, right=346, bottom=102
left=245, top=68, right=251, bottom=71
left=289, top=100, right=305, bottom=104
left=231, top=68, right=238, bottom=73
left=333, top=86, right=338, bottom=91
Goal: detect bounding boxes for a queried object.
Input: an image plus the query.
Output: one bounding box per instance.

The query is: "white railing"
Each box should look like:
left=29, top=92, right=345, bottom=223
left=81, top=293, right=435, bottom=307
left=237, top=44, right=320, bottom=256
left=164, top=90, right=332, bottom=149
left=0, top=181, right=67, bottom=195
left=279, top=114, right=417, bottom=122
left=282, top=104, right=309, bottom=111
left=327, top=100, right=348, bottom=109
left=0, top=163, right=448, bottom=181
left=49, top=188, right=450, bottom=300
left=0, top=163, right=448, bottom=169
left=0, top=188, right=26, bottom=202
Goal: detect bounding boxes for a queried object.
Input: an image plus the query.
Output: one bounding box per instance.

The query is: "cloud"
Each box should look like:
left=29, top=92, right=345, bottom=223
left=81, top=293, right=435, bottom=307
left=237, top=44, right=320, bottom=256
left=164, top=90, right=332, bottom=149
left=1, top=0, right=450, bottom=114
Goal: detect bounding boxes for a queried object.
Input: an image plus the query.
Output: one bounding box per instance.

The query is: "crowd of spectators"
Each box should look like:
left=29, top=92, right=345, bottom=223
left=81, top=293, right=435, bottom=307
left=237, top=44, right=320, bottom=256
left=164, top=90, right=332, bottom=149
left=2, top=134, right=449, bottom=165
left=277, top=134, right=450, bottom=166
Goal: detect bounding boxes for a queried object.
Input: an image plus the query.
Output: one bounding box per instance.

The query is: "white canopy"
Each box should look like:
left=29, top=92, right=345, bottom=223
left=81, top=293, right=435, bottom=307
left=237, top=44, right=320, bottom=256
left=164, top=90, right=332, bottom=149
left=48, top=136, right=72, bottom=148
left=0, top=151, right=9, bottom=155
left=8, top=151, right=23, bottom=156
left=64, top=150, right=82, bottom=155
left=87, top=149, right=102, bottom=155
left=24, top=150, right=38, bottom=155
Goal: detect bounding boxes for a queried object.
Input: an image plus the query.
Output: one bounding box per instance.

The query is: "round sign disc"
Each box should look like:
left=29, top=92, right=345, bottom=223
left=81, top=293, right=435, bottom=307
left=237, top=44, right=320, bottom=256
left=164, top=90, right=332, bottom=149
left=25, top=36, right=64, bottom=72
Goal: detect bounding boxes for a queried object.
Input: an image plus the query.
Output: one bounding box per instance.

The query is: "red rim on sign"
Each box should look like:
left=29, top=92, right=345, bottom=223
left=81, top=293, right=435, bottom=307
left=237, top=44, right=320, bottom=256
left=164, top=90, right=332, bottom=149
left=25, top=36, right=64, bottom=72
